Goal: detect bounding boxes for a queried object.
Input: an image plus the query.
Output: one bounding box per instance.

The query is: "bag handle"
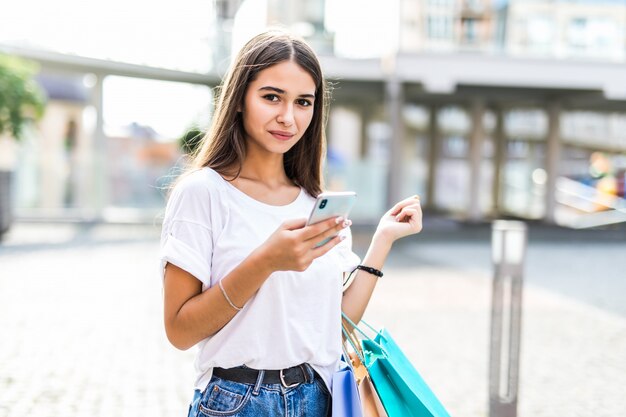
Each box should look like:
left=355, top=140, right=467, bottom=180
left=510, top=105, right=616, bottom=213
left=341, top=312, right=387, bottom=343
left=360, top=318, right=381, bottom=337
left=342, top=325, right=366, bottom=365
left=342, top=316, right=364, bottom=355
left=341, top=312, right=370, bottom=341
left=340, top=317, right=364, bottom=369
left=340, top=342, right=354, bottom=369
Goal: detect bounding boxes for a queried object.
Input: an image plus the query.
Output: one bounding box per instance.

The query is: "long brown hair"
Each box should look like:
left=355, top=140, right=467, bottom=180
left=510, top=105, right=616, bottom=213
left=185, top=30, right=329, bottom=197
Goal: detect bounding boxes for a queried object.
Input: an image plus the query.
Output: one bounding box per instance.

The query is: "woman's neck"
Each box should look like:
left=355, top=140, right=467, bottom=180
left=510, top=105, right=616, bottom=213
left=224, top=150, right=300, bottom=206
left=238, top=152, right=292, bottom=189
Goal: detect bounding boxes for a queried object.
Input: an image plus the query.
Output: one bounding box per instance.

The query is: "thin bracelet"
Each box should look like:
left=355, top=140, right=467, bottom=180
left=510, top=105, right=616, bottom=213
left=218, top=280, right=243, bottom=311
left=355, top=264, right=384, bottom=278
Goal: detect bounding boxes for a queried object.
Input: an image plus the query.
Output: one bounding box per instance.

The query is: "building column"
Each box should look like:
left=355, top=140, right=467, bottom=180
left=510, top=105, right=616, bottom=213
left=91, top=73, right=107, bottom=220
left=468, top=100, right=486, bottom=222
left=545, top=102, right=561, bottom=224
left=359, top=105, right=372, bottom=159
left=426, top=105, right=440, bottom=210
left=492, top=107, right=505, bottom=216
left=385, top=77, right=404, bottom=208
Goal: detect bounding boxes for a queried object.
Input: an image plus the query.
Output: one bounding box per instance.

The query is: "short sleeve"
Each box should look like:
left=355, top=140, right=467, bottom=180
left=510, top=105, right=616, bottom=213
left=334, top=226, right=361, bottom=273
left=159, top=173, right=215, bottom=288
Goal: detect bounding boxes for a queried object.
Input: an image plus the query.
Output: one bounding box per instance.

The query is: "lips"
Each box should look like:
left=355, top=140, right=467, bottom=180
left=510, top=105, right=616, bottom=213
left=269, top=130, right=295, bottom=141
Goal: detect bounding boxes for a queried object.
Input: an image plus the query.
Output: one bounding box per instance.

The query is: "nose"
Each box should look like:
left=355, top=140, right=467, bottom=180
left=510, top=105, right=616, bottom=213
left=276, top=103, right=294, bottom=126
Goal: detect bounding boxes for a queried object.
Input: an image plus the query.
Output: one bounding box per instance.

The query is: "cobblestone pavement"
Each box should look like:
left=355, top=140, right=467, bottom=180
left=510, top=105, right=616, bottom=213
left=1, top=222, right=625, bottom=417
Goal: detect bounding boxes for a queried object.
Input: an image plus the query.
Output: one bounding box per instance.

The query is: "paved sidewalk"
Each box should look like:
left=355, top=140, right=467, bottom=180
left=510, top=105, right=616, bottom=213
left=367, top=267, right=626, bottom=417
left=1, top=222, right=625, bottom=417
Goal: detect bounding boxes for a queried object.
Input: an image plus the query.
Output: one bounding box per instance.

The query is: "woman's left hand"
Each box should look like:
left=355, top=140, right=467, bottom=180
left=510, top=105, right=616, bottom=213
left=375, top=195, right=423, bottom=243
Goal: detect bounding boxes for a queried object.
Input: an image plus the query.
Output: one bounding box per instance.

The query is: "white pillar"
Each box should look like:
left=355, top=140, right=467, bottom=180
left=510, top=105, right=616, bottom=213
left=468, top=100, right=486, bottom=222
left=426, top=105, right=439, bottom=210
left=91, top=73, right=107, bottom=219
left=492, top=107, right=505, bottom=216
left=385, top=77, right=404, bottom=208
left=545, top=102, right=561, bottom=224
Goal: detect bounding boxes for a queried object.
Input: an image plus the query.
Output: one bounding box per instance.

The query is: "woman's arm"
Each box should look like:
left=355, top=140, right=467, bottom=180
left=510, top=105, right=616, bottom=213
left=163, top=216, right=350, bottom=350
left=341, top=196, right=422, bottom=325
left=163, top=248, right=272, bottom=350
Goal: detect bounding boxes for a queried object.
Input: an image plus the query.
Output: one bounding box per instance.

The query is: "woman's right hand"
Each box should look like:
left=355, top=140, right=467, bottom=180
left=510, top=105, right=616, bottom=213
left=258, top=216, right=351, bottom=273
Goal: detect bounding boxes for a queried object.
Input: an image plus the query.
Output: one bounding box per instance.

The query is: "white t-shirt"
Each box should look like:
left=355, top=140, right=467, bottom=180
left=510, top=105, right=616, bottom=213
left=159, top=167, right=360, bottom=392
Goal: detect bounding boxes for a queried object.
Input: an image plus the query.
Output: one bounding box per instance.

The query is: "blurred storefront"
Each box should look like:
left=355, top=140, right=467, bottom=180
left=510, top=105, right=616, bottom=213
left=1, top=0, right=625, bottom=227
left=6, top=59, right=214, bottom=222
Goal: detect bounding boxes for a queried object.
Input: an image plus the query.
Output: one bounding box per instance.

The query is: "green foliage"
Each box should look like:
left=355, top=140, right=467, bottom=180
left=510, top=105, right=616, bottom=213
left=179, top=128, right=205, bottom=155
left=0, top=54, right=46, bottom=140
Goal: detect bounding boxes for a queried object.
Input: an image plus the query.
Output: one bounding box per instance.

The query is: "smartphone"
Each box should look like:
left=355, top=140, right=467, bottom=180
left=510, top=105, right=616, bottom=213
left=307, top=191, right=357, bottom=247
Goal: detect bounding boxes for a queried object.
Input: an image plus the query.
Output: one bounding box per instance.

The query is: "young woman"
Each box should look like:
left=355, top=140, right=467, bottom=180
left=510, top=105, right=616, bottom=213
left=160, top=30, right=422, bottom=417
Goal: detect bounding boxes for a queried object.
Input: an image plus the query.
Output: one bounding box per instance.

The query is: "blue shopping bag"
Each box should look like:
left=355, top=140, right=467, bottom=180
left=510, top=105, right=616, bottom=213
left=332, top=356, right=364, bottom=417
left=342, top=313, right=451, bottom=417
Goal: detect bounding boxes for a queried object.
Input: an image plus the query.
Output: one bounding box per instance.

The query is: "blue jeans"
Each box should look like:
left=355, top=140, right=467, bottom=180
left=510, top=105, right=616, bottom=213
left=187, top=364, right=331, bottom=417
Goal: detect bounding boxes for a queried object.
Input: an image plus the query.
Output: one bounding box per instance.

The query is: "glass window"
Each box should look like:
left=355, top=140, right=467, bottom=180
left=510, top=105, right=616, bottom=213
left=464, top=19, right=476, bottom=42
left=587, top=19, right=620, bottom=57
left=562, top=111, right=626, bottom=151
left=527, top=17, right=554, bottom=53
left=429, top=0, right=454, bottom=6
left=505, top=109, right=547, bottom=140
left=466, top=0, right=482, bottom=12
left=428, top=16, right=453, bottom=40
left=501, top=141, right=546, bottom=219
left=567, top=17, right=588, bottom=49
left=434, top=134, right=474, bottom=214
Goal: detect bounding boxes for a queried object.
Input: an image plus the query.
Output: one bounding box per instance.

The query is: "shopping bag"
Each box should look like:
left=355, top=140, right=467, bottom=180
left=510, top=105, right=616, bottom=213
left=359, top=374, right=388, bottom=417
left=342, top=313, right=451, bottom=417
left=342, top=324, right=388, bottom=417
left=332, top=356, right=364, bottom=417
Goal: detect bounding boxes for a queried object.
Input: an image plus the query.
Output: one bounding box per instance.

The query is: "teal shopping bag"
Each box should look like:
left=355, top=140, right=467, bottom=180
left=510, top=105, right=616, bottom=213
left=342, top=313, right=451, bottom=417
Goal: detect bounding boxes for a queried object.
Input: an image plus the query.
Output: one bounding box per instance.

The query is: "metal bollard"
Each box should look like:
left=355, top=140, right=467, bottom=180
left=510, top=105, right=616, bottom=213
left=489, top=221, right=527, bottom=417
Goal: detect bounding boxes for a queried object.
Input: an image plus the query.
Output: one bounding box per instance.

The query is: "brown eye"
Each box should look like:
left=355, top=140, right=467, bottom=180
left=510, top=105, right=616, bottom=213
left=263, top=94, right=279, bottom=102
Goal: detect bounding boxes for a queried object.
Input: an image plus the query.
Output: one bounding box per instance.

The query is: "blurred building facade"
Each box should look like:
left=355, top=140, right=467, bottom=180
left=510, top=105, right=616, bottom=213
left=500, top=0, right=626, bottom=62
left=1, top=0, right=625, bottom=227
left=401, top=0, right=495, bottom=53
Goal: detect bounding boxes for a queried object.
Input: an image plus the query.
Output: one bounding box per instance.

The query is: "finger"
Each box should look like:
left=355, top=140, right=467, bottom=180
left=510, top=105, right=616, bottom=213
left=391, top=204, right=414, bottom=221
left=401, top=208, right=423, bottom=232
left=391, top=196, right=420, bottom=215
left=306, top=220, right=350, bottom=247
left=389, top=195, right=421, bottom=216
left=301, top=216, right=346, bottom=240
left=395, top=206, right=420, bottom=222
left=310, top=234, right=344, bottom=257
left=387, top=201, right=404, bottom=217
left=281, top=218, right=307, bottom=231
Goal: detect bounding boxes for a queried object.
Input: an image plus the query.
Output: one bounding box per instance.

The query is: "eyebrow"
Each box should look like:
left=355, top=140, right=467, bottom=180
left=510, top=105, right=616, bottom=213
left=258, top=86, right=315, bottom=99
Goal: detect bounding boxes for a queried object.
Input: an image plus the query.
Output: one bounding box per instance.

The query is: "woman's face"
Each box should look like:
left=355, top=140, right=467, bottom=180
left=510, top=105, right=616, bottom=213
left=241, top=60, right=316, bottom=156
